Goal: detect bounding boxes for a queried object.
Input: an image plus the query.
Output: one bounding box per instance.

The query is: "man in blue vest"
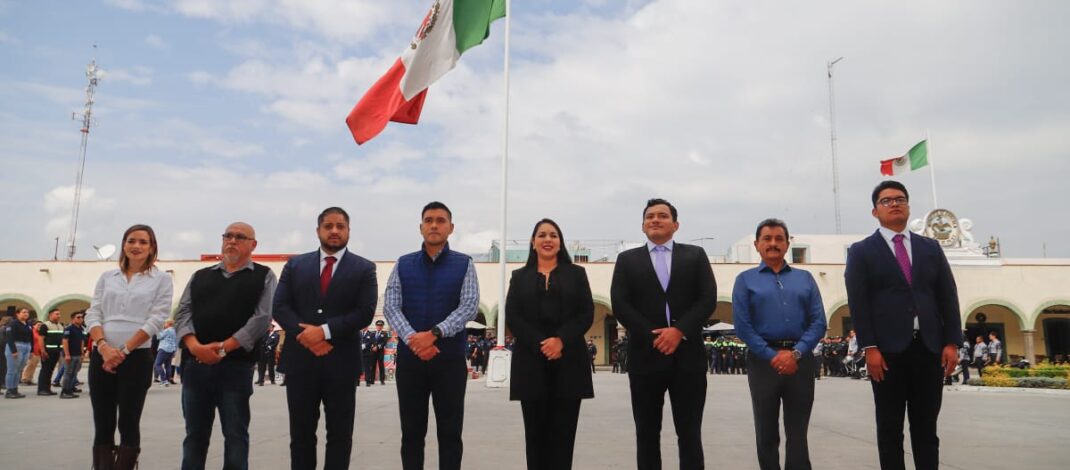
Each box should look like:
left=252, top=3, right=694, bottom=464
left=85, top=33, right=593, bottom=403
left=383, top=201, right=480, bottom=470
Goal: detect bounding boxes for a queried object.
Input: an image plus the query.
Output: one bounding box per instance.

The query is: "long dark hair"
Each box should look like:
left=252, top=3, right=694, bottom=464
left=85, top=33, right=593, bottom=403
left=118, top=224, right=159, bottom=274
left=525, top=218, right=572, bottom=268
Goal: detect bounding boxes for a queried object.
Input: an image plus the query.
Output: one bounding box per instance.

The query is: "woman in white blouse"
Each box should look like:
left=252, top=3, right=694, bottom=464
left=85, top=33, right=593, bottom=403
left=84, top=224, right=172, bottom=470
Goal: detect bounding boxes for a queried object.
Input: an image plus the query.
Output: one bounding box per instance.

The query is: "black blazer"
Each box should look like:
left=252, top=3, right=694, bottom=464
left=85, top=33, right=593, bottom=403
left=272, top=249, right=378, bottom=375
left=506, top=263, right=594, bottom=401
left=610, top=242, right=717, bottom=374
left=845, top=230, right=962, bottom=354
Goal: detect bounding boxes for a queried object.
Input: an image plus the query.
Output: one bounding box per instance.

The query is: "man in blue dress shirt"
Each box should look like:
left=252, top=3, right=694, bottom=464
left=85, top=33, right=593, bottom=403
left=733, top=218, right=827, bottom=470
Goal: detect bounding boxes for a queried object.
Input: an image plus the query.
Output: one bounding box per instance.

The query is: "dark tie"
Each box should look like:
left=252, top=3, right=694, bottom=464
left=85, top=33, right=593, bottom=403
left=320, top=256, right=336, bottom=296
left=893, top=234, right=912, bottom=285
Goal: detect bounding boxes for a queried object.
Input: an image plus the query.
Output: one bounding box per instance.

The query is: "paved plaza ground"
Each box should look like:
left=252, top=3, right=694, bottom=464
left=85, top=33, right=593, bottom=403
left=1, top=370, right=1068, bottom=469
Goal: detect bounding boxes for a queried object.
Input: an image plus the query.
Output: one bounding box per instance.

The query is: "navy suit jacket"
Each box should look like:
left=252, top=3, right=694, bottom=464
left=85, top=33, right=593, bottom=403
left=845, top=230, right=962, bottom=354
left=273, top=249, right=378, bottom=375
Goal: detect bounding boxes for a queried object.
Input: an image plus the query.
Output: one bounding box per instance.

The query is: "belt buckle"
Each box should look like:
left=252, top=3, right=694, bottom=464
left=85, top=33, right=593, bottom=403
left=912, top=330, right=921, bottom=339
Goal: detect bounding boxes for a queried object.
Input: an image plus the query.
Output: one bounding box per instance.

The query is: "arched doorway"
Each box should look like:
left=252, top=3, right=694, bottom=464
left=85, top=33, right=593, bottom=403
left=585, top=301, right=614, bottom=365
left=43, top=295, right=93, bottom=324
left=707, top=300, right=733, bottom=326
left=827, top=303, right=851, bottom=338
left=0, top=294, right=41, bottom=320
left=1033, top=302, right=1070, bottom=363
left=964, top=301, right=1027, bottom=363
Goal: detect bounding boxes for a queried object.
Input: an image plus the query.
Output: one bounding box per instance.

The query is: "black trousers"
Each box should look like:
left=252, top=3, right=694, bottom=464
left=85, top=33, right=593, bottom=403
left=746, top=353, right=815, bottom=470
left=38, top=348, right=61, bottom=392
left=284, top=356, right=358, bottom=470
left=871, top=336, right=944, bottom=470
left=364, top=350, right=385, bottom=385
left=256, top=355, right=276, bottom=384
left=628, top=367, right=707, bottom=470
left=396, top=352, right=467, bottom=470
left=520, top=399, right=582, bottom=470
left=88, top=348, right=153, bottom=447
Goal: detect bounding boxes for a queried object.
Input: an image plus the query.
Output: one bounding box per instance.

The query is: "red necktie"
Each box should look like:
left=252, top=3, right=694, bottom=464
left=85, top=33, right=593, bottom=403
left=892, top=234, right=912, bottom=285
left=320, top=256, right=336, bottom=296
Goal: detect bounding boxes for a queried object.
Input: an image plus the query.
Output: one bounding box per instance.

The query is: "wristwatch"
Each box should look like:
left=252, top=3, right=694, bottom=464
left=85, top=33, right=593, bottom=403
left=118, top=344, right=130, bottom=355
left=791, top=349, right=802, bottom=361
left=431, top=326, right=443, bottom=339
left=217, top=346, right=227, bottom=358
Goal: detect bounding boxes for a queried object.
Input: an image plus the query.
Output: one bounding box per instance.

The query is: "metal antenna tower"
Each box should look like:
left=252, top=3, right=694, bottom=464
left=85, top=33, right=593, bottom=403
left=66, top=49, right=101, bottom=260
left=827, top=57, right=845, bottom=234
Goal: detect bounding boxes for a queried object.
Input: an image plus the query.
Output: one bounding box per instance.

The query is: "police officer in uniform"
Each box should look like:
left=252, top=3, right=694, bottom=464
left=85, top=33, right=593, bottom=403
left=37, top=308, right=65, bottom=396
left=369, top=320, right=389, bottom=385
left=360, top=327, right=375, bottom=386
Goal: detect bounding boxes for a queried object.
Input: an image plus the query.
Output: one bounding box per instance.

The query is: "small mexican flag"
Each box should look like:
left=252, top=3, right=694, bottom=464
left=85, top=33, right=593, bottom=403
left=346, top=0, right=506, bottom=145
left=880, top=140, right=929, bottom=176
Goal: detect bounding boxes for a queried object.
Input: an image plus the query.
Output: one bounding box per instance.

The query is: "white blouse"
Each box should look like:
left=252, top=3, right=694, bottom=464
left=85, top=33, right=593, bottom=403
left=84, top=266, right=174, bottom=350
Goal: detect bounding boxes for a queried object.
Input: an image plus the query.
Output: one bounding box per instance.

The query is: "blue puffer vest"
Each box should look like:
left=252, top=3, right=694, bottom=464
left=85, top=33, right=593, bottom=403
left=396, top=243, right=470, bottom=357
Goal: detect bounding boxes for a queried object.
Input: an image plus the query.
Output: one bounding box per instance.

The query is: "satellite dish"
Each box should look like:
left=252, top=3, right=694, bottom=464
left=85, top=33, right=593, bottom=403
left=93, top=244, right=117, bottom=260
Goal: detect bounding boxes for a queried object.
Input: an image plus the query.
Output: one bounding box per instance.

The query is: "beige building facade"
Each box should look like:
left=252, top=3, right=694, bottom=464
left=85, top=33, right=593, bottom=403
left=2, top=255, right=1068, bottom=366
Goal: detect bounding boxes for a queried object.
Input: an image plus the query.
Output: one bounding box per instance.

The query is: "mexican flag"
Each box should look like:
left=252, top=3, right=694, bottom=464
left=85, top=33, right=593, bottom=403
left=346, top=0, right=506, bottom=145
left=880, top=140, right=929, bottom=176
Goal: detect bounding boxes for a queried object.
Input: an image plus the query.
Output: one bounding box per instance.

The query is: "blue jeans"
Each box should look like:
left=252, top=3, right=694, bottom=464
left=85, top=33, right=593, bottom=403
left=181, top=359, right=254, bottom=470
left=155, top=349, right=175, bottom=382
left=5, top=342, right=31, bottom=390
left=62, top=356, right=83, bottom=393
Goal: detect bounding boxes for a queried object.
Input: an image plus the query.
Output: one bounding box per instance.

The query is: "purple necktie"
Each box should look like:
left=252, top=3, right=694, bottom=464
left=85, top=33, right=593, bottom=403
left=654, top=245, right=671, bottom=325
left=893, top=234, right=912, bottom=285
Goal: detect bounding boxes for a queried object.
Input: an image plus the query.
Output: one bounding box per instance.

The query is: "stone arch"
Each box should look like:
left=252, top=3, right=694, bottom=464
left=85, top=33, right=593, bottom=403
left=587, top=297, right=616, bottom=365
left=827, top=302, right=851, bottom=338
left=0, top=293, right=42, bottom=318
left=963, top=299, right=1029, bottom=363
left=1030, top=300, right=1070, bottom=363
left=963, top=298, right=1027, bottom=330
left=42, top=294, right=93, bottom=323
left=707, top=296, right=733, bottom=326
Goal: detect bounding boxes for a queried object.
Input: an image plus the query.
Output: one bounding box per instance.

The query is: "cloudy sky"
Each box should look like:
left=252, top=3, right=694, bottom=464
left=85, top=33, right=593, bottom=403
left=2, top=0, right=1067, bottom=261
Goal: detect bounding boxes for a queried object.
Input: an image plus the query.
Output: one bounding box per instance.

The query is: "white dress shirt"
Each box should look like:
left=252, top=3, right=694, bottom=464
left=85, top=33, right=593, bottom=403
left=84, top=266, right=174, bottom=349
left=319, top=247, right=348, bottom=340
left=877, top=226, right=918, bottom=330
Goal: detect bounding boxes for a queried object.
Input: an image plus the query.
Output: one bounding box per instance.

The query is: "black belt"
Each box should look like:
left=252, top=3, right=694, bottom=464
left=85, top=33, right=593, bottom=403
left=766, top=339, right=798, bottom=349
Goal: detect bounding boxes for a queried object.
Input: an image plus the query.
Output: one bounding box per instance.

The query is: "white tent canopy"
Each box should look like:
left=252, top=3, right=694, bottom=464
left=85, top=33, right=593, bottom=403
left=703, top=322, right=734, bottom=331
left=466, top=321, right=487, bottom=329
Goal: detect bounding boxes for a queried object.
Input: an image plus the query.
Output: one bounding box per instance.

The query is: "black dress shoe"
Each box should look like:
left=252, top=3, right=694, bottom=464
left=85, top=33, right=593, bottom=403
left=73, top=387, right=83, bottom=393
left=38, top=390, right=57, bottom=396
left=60, top=392, right=79, bottom=399
left=5, top=390, right=26, bottom=399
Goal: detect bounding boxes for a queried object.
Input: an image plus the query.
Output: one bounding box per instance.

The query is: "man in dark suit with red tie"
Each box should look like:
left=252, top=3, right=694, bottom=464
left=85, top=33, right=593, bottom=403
left=273, top=207, right=378, bottom=470
left=611, top=198, right=717, bottom=470
left=845, top=181, right=962, bottom=470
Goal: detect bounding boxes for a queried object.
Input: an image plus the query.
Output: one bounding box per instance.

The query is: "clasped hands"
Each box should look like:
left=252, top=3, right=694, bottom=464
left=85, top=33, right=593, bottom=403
left=770, top=350, right=798, bottom=376
left=540, top=337, right=563, bottom=360
left=408, top=331, right=440, bottom=361
left=186, top=339, right=226, bottom=365
left=297, top=323, right=333, bottom=356
left=651, top=327, right=684, bottom=355
left=98, top=342, right=127, bottom=373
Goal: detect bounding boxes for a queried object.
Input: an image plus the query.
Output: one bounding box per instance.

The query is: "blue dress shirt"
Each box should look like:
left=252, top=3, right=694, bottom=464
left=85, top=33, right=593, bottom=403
left=732, top=261, right=827, bottom=361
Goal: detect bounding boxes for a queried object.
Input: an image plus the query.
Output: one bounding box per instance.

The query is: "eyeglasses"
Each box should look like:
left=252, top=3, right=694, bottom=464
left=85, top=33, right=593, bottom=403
left=222, top=233, right=254, bottom=242
left=878, top=197, right=909, bottom=207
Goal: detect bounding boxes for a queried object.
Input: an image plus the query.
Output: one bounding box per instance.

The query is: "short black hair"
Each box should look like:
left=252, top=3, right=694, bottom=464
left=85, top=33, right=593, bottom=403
left=755, top=218, right=790, bottom=240
left=871, top=180, right=909, bottom=207
left=422, top=201, right=452, bottom=221
left=318, top=207, right=350, bottom=226
left=643, top=198, right=678, bottom=222
left=48, top=308, right=61, bottom=314
left=71, top=311, right=84, bottom=319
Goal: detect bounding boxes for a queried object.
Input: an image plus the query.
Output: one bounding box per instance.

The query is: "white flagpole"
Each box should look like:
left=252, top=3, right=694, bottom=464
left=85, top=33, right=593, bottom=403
left=487, top=0, right=513, bottom=388
left=927, top=129, right=939, bottom=209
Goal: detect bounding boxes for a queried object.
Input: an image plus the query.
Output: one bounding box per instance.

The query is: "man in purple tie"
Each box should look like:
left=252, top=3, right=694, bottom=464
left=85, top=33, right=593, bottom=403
left=611, top=198, right=717, bottom=470
left=845, top=181, right=962, bottom=470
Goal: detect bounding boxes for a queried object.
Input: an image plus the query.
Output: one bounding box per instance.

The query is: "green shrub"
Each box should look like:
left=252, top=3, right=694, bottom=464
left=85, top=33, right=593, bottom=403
left=981, top=374, right=1016, bottom=387
left=1013, top=377, right=1068, bottom=389
left=1031, top=369, right=1069, bottom=379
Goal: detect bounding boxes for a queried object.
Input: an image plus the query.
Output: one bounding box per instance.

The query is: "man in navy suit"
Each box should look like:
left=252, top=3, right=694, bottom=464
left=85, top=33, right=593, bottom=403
left=273, top=207, right=378, bottom=470
left=845, top=181, right=962, bottom=470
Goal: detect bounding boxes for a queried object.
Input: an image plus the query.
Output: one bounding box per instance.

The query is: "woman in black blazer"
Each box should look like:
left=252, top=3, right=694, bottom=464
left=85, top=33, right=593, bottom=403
left=506, top=218, right=594, bottom=470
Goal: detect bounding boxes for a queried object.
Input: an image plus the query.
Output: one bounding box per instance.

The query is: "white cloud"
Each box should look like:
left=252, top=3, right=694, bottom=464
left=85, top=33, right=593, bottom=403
left=0, top=30, right=17, bottom=45
left=100, top=66, right=154, bottom=86
left=144, top=34, right=167, bottom=49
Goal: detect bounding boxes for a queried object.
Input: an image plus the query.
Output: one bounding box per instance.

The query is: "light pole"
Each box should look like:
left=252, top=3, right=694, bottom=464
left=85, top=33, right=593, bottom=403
left=827, top=56, right=845, bottom=234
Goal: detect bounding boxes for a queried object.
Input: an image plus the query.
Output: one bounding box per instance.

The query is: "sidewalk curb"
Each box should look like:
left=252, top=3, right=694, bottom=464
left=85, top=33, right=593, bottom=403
left=946, top=385, right=1070, bottom=397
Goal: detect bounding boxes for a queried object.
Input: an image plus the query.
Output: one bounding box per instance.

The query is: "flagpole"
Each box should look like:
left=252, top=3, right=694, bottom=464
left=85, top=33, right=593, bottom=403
left=487, top=0, right=513, bottom=388
left=927, top=129, right=939, bottom=209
